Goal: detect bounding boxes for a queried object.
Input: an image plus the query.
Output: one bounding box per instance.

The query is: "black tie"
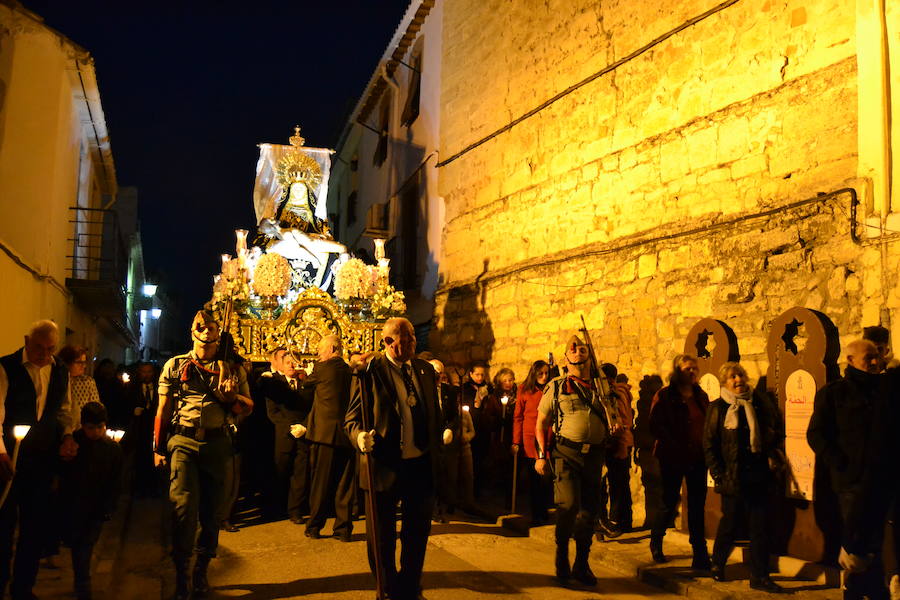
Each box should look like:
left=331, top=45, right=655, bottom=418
left=401, top=364, right=429, bottom=451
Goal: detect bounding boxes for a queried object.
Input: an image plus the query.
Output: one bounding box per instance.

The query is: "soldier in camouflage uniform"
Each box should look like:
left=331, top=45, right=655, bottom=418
left=153, top=311, right=252, bottom=600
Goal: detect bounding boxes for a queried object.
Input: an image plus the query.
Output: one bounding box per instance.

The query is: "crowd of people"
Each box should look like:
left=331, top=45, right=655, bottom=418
left=1, top=315, right=899, bottom=600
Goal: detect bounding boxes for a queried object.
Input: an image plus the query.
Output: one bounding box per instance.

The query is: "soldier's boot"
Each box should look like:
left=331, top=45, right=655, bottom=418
left=174, top=561, right=190, bottom=600
left=192, top=556, right=211, bottom=598
left=571, top=540, right=597, bottom=587
left=555, top=543, right=571, bottom=582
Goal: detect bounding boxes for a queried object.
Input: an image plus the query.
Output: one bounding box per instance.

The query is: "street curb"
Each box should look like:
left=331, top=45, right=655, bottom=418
left=505, top=521, right=839, bottom=599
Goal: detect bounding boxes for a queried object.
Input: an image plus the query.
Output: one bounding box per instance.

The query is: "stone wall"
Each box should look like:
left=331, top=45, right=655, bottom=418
left=432, top=0, right=900, bottom=383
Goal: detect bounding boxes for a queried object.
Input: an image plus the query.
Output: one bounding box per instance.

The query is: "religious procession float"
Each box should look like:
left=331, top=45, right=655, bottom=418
left=206, top=127, right=404, bottom=362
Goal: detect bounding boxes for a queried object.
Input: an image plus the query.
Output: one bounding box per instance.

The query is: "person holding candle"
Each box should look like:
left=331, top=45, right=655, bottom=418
left=0, top=319, right=77, bottom=599
left=491, top=368, right=516, bottom=501
left=461, top=361, right=498, bottom=499
left=59, top=402, right=122, bottom=600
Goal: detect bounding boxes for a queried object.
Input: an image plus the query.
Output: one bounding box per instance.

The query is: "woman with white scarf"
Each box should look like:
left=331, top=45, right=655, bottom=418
left=703, top=362, right=784, bottom=593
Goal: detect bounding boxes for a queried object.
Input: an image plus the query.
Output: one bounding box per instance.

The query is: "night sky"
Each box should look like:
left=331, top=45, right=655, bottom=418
left=25, top=0, right=410, bottom=330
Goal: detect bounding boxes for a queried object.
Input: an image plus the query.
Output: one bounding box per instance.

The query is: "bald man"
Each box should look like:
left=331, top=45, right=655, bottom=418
left=298, top=335, right=355, bottom=540
left=345, top=318, right=443, bottom=600
left=808, top=339, right=889, bottom=600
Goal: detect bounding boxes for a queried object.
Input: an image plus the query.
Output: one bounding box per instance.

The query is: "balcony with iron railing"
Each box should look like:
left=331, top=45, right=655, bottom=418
left=65, top=206, right=135, bottom=344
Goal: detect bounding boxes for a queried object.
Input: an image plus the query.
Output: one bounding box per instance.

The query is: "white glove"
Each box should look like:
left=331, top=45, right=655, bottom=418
left=290, top=424, right=307, bottom=439
left=838, top=547, right=872, bottom=573
left=442, top=428, right=453, bottom=445
left=357, top=429, right=375, bottom=453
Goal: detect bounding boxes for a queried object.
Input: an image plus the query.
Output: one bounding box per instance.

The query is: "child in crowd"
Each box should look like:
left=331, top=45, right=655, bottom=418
left=60, top=402, right=123, bottom=600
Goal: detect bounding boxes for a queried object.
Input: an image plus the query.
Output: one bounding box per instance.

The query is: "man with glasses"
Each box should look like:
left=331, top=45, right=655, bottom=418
left=345, top=318, right=443, bottom=600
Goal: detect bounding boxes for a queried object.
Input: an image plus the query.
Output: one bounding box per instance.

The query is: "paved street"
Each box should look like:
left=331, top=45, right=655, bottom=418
left=35, top=496, right=842, bottom=600
left=201, top=517, right=681, bottom=600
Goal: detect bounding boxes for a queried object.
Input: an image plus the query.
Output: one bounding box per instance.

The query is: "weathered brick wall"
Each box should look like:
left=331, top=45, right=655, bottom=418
left=432, top=0, right=899, bottom=385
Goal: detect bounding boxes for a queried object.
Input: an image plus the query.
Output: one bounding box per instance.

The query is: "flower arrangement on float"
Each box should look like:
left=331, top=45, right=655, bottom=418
left=371, top=284, right=406, bottom=319
left=211, top=255, right=250, bottom=305
left=334, top=258, right=377, bottom=301
left=252, top=252, right=292, bottom=298
left=333, top=257, right=406, bottom=318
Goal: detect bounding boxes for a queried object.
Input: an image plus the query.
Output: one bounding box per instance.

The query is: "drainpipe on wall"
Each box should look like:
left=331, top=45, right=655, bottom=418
left=857, top=0, right=895, bottom=332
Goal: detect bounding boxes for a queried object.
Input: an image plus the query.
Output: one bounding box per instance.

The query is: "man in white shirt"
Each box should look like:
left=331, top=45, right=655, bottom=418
left=345, top=318, right=444, bottom=600
left=0, top=319, right=76, bottom=599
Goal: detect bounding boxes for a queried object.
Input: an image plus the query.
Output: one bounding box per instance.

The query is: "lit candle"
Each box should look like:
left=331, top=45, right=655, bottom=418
left=501, top=395, right=509, bottom=418
left=0, top=426, right=32, bottom=509
left=235, top=229, right=248, bottom=254
left=374, top=238, right=386, bottom=261
left=462, top=405, right=470, bottom=412
left=120, top=372, right=131, bottom=384
left=221, top=254, right=232, bottom=268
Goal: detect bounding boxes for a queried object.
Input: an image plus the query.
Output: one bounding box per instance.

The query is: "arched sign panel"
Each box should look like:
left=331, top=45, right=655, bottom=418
left=765, top=307, right=840, bottom=500
left=765, top=306, right=840, bottom=563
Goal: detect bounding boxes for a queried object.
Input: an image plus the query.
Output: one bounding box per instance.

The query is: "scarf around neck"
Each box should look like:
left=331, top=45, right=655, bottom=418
left=720, top=387, right=761, bottom=453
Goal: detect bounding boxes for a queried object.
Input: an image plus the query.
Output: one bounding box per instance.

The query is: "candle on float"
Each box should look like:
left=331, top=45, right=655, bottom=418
left=373, top=238, right=386, bottom=261
left=235, top=229, right=248, bottom=254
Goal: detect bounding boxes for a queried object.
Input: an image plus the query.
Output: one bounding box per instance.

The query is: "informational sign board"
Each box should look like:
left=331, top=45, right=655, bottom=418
left=784, top=369, right=817, bottom=500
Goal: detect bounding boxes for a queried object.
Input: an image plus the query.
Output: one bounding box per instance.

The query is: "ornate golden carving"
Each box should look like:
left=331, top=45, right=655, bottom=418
left=227, top=286, right=383, bottom=362
left=275, top=125, right=322, bottom=191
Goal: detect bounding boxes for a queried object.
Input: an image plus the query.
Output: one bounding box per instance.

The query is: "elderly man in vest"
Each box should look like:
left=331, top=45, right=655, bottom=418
left=0, top=320, right=76, bottom=599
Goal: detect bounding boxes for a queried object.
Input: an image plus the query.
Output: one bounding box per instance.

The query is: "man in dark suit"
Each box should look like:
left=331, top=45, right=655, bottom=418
left=0, top=320, right=77, bottom=599
left=345, top=317, right=444, bottom=600
left=258, top=348, right=311, bottom=524
left=126, top=361, right=159, bottom=496
left=299, top=334, right=355, bottom=540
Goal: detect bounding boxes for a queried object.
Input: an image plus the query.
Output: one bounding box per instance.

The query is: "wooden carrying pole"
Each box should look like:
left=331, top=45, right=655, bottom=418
left=511, top=452, right=518, bottom=514
left=358, top=368, right=386, bottom=600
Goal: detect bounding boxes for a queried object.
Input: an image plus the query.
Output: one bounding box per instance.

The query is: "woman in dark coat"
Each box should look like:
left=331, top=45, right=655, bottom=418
left=648, top=354, right=710, bottom=568
left=703, top=361, right=783, bottom=593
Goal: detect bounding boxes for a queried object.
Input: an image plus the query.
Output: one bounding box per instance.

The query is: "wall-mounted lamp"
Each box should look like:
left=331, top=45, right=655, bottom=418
left=142, top=284, right=158, bottom=297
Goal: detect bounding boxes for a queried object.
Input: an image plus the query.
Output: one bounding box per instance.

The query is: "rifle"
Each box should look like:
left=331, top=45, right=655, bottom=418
left=578, top=315, right=620, bottom=431
left=357, top=363, right=386, bottom=600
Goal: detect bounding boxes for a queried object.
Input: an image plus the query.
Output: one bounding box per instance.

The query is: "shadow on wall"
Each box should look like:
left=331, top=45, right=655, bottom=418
left=434, top=259, right=494, bottom=372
